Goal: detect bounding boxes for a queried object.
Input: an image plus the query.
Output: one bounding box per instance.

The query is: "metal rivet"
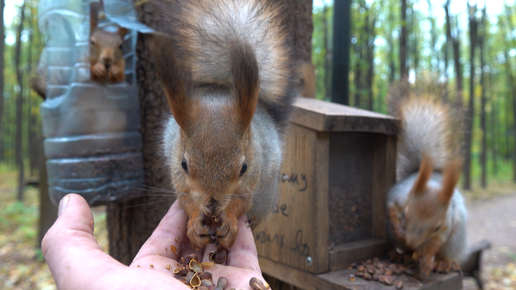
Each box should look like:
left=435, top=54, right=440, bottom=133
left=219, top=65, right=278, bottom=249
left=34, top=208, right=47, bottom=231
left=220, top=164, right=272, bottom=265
left=306, top=256, right=313, bottom=267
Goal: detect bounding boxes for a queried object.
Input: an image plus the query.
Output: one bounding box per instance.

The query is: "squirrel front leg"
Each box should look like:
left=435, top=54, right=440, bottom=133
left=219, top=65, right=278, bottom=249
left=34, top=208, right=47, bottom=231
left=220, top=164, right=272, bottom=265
left=91, top=62, right=107, bottom=81
left=107, top=62, right=125, bottom=82
left=417, top=236, right=443, bottom=280
left=216, top=198, right=251, bottom=250
left=388, top=206, right=406, bottom=244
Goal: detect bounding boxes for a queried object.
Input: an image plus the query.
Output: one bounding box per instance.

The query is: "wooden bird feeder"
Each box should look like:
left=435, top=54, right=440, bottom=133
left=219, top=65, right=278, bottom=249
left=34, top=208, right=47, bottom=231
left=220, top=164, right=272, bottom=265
left=254, top=97, right=463, bottom=290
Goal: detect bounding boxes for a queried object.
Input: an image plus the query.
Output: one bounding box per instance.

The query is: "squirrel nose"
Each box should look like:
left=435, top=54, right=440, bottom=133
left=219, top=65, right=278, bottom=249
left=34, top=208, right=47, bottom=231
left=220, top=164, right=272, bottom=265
left=206, top=197, right=220, bottom=217
left=101, top=56, right=112, bottom=65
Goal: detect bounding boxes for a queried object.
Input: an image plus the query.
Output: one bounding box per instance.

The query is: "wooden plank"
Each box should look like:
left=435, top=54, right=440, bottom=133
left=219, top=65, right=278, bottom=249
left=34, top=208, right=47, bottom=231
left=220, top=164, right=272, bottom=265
left=291, top=98, right=400, bottom=135
left=314, top=132, right=330, bottom=273
left=260, top=257, right=462, bottom=290
left=259, top=257, right=350, bottom=290
left=255, top=124, right=324, bottom=273
left=319, top=268, right=462, bottom=290
left=329, top=239, right=389, bottom=271
left=372, top=134, right=397, bottom=240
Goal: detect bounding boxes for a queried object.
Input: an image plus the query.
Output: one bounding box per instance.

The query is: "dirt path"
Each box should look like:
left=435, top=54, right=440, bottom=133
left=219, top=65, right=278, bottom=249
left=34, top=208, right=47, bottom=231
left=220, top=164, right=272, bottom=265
left=463, top=193, right=516, bottom=289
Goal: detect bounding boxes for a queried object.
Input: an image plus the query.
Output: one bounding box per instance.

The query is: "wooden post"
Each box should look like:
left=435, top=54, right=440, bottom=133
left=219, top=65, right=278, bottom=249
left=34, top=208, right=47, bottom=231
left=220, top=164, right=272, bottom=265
left=332, top=0, right=351, bottom=105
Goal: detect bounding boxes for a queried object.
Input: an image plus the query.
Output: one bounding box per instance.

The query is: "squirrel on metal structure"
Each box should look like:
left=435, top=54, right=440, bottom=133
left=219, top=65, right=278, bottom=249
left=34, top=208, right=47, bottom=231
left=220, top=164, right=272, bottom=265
left=30, top=2, right=127, bottom=99
left=387, top=81, right=468, bottom=279
left=89, top=1, right=127, bottom=83
left=147, top=0, right=297, bottom=250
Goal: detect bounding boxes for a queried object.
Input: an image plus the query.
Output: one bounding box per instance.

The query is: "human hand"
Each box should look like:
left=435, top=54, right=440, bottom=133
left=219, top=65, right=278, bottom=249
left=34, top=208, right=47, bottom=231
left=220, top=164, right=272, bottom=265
left=42, top=194, right=267, bottom=290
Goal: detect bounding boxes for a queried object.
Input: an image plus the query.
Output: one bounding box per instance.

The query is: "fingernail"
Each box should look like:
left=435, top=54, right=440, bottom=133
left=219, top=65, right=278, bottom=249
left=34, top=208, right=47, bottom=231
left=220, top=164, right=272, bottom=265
left=58, top=195, right=71, bottom=216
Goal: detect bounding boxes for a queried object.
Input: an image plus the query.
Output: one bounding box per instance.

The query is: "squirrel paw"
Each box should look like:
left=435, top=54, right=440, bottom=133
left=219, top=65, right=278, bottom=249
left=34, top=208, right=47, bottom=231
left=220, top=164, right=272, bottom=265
left=215, top=212, right=239, bottom=250
left=108, top=65, right=124, bottom=82
left=92, top=62, right=107, bottom=79
left=416, top=256, right=433, bottom=280
left=434, top=260, right=461, bottom=274
left=186, top=214, right=211, bottom=250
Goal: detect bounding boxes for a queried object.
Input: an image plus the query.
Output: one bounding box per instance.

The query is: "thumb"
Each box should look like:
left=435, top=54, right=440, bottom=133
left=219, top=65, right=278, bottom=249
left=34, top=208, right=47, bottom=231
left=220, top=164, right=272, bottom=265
left=42, top=194, right=122, bottom=289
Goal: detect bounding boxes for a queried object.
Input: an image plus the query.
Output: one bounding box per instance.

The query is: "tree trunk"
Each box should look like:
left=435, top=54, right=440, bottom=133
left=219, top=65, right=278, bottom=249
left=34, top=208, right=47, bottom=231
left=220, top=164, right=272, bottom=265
left=399, top=0, right=408, bottom=80
left=479, top=8, right=487, bottom=188
left=463, top=3, right=477, bottom=191
left=38, top=135, right=57, bottom=247
left=0, top=0, right=5, bottom=161
left=388, top=0, right=396, bottom=83
left=491, top=93, right=498, bottom=176
left=502, top=10, right=516, bottom=182
left=366, top=12, right=376, bottom=111
left=15, top=1, right=26, bottom=201
left=445, top=1, right=463, bottom=111
left=106, top=3, right=173, bottom=263
left=323, top=4, right=330, bottom=99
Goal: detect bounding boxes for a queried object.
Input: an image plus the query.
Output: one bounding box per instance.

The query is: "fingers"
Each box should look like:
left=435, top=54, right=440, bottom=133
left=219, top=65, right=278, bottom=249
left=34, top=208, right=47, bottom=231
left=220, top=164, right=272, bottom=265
left=133, top=199, right=189, bottom=261
left=42, top=194, right=124, bottom=289
left=226, top=214, right=260, bottom=273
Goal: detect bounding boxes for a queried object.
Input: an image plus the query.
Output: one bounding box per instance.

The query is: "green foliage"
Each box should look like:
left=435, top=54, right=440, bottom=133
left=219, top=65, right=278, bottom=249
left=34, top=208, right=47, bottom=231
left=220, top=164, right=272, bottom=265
left=312, top=1, right=516, bottom=188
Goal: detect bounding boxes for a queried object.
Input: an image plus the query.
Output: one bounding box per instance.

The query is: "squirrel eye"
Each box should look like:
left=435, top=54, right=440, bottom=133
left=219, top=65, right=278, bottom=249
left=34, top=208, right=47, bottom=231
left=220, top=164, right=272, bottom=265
left=434, top=225, right=441, bottom=232
left=239, top=162, right=247, bottom=177
left=119, top=44, right=123, bottom=50
left=90, top=40, right=95, bottom=45
left=181, top=158, right=188, bottom=173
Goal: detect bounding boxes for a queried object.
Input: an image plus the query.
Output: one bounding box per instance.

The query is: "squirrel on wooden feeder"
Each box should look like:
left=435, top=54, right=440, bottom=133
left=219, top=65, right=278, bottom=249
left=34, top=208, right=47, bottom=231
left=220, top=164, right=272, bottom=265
left=387, top=81, right=468, bottom=279
left=147, top=0, right=297, bottom=250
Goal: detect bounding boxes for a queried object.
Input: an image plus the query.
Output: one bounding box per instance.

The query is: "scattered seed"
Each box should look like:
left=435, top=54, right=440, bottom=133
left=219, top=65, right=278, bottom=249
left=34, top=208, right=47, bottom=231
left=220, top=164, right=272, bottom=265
left=199, top=272, right=213, bottom=281
left=190, top=273, right=201, bottom=287
left=349, top=274, right=355, bottom=282
left=384, top=275, right=394, bottom=285
left=170, top=245, right=178, bottom=254
left=355, top=271, right=364, bottom=277
left=395, top=280, right=404, bottom=289
left=217, top=277, right=228, bottom=289
left=385, top=269, right=393, bottom=275
left=137, top=265, right=140, bottom=268
left=165, top=265, right=172, bottom=271
left=149, top=264, right=154, bottom=269
left=249, top=277, right=268, bottom=290
left=363, top=273, right=372, bottom=280
left=379, top=275, right=386, bottom=283
left=357, top=265, right=365, bottom=272
left=200, top=279, right=214, bottom=287
left=189, top=259, right=204, bottom=273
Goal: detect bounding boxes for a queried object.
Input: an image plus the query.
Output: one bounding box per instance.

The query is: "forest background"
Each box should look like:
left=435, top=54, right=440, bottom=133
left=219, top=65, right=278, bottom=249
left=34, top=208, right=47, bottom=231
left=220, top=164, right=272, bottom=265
left=1, top=0, right=516, bottom=288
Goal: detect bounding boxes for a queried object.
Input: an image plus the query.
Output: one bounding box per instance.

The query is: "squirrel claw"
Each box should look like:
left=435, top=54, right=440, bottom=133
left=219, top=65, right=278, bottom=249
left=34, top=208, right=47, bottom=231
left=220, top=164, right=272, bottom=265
left=186, top=214, right=211, bottom=250
left=216, top=213, right=239, bottom=249
left=92, top=62, right=107, bottom=79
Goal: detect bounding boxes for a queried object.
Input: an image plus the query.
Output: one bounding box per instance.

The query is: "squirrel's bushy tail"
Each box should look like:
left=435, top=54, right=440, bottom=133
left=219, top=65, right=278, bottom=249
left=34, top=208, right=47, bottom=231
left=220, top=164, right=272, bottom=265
left=147, top=0, right=297, bottom=132
left=388, top=81, right=458, bottom=181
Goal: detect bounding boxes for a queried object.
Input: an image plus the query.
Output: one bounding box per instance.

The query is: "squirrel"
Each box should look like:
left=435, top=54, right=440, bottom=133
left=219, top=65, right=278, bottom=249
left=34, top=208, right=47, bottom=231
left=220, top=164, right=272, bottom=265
left=30, top=2, right=127, bottom=99
left=147, top=0, right=296, bottom=250
left=89, top=1, right=127, bottom=83
left=387, top=81, right=468, bottom=279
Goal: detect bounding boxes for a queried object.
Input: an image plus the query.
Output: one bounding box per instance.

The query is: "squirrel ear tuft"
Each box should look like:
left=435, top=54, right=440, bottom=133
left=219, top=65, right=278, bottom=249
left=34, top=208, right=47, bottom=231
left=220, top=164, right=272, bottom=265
left=117, top=27, right=128, bottom=39
left=439, top=160, right=461, bottom=205
left=89, top=2, right=100, bottom=36
left=412, top=154, right=433, bottom=196
left=148, top=36, right=192, bottom=129
left=230, top=42, right=259, bottom=132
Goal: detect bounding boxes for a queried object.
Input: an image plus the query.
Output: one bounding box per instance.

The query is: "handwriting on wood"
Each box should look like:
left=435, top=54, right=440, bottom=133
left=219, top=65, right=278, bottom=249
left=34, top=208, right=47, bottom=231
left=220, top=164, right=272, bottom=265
left=254, top=124, right=323, bottom=273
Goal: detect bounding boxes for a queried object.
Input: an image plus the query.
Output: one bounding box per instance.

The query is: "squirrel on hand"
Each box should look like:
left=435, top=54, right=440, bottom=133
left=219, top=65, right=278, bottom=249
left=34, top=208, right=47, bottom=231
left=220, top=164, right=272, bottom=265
left=147, top=0, right=297, bottom=250
left=89, top=1, right=127, bottom=83
left=387, top=81, right=467, bottom=280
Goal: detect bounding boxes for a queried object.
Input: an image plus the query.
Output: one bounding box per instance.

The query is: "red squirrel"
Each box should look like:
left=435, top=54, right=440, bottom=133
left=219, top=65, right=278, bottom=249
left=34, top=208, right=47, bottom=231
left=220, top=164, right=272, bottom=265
left=89, top=1, right=127, bottom=83
left=147, top=0, right=297, bottom=250
left=387, top=82, right=467, bottom=279
left=30, top=2, right=127, bottom=99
